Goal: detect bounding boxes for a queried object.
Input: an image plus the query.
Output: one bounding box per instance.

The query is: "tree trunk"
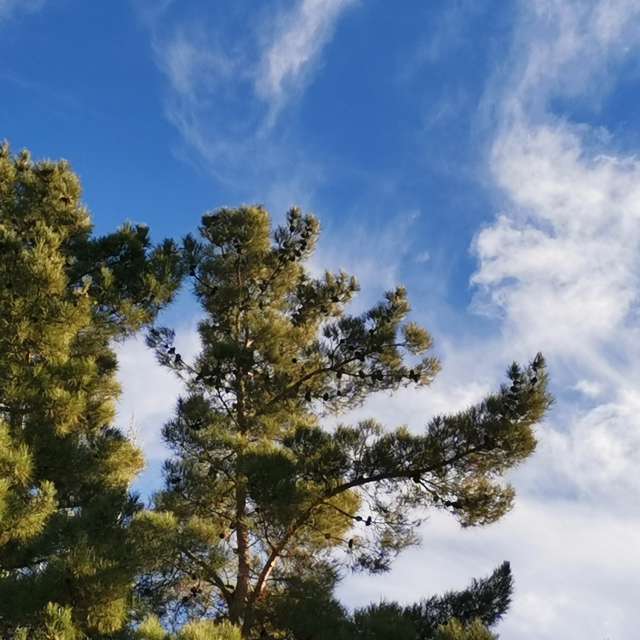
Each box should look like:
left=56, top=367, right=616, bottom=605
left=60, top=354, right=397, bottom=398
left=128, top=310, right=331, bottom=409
left=229, top=480, right=251, bottom=629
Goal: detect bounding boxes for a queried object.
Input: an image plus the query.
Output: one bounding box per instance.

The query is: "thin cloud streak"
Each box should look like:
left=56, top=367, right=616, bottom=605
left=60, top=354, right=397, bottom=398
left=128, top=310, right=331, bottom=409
left=142, top=0, right=356, bottom=189
left=0, top=0, right=44, bottom=23
left=256, top=0, right=357, bottom=113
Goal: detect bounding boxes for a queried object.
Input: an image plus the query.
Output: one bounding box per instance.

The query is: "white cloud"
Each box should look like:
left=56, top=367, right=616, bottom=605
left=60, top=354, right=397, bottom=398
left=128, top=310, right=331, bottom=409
left=256, top=0, right=356, bottom=107
left=148, top=24, right=250, bottom=185
left=539, top=390, right=640, bottom=505
left=470, top=0, right=640, bottom=472
left=449, top=1, right=640, bottom=633
left=162, top=31, right=235, bottom=98
left=0, top=0, right=44, bottom=22
left=501, top=0, right=640, bottom=116
left=339, top=498, right=640, bottom=639
left=309, top=207, right=421, bottom=311
left=144, top=0, right=356, bottom=188
left=573, top=379, right=603, bottom=398
left=115, top=322, right=201, bottom=493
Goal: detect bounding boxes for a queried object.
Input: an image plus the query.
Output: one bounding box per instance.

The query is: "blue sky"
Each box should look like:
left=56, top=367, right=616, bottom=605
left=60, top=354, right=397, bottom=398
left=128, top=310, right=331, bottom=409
left=4, top=1, right=640, bottom=638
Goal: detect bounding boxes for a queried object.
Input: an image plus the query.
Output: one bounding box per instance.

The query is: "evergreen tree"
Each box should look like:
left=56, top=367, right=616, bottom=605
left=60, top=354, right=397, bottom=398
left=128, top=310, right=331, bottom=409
left=351, top=561, right=512, bottom=640
left=0, top=143, right=182, bottom=637
left=247, top=561, right=510, bottom=640
left=403, top=561, right=511, bottom=637
left=350, top=601, right=416, bottom=640
left=139, top=205, right=552, bottom=638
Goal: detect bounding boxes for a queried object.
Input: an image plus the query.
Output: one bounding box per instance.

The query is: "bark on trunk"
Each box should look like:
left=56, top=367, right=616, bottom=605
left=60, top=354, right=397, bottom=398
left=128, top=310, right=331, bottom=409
left=229, top=481, right=251, bottom=628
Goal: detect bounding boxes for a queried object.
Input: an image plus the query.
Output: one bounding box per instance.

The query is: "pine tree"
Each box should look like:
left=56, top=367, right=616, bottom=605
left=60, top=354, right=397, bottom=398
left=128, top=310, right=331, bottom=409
left=403, top=561, right=512, bottom=637
left=351, top=561, right=512, bottom=640
left=248, top=561, right=511, bottom=640
left=0, top=143, right=182, bottom=637
left=139, top=205, right=552, bottom=638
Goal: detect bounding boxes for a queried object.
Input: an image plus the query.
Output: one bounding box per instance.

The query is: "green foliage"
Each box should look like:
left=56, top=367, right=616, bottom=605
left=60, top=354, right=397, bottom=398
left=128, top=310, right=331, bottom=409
left=0, top=143, right=182, bottom=637
left=14, top=603, right=84, bottom=640
left=135, top=616, right=241, bottom=640
left=135, top=615, right=168, bottom=640
left=0, top=140, right=550, bottom=639
left=351, top=561, right=512, bottom=640
left=253, top=564, right=352, bottom=640
left=177, top=620, right=241, bottom=640
left=433, top=619, right=496, bottom=640
left=0, top=422, right=56, bottom=547
left=352, top=602, right=417, bottom=640
left=404, top=561, right=512, bottom=637
left=140, top=205, right=552, bottom=638
left=38, top=603, right=84, bottom=640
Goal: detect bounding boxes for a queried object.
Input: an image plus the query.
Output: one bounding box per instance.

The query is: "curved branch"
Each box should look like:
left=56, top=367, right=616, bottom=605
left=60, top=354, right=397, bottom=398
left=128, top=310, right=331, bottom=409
left=244, top=442, right=486, bottom=629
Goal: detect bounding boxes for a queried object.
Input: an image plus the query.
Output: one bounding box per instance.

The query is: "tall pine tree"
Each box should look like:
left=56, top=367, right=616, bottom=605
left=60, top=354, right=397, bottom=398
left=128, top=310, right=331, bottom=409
left=139, top=205, right=552, bottom=638
left=0, top=143, right=182, bottom=637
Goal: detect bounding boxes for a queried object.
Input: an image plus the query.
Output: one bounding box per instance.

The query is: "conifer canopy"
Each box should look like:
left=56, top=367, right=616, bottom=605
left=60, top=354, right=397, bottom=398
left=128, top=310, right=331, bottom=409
left=0, top=143, right=182, bottom=637
left=138, top=205, right=552, bottom=639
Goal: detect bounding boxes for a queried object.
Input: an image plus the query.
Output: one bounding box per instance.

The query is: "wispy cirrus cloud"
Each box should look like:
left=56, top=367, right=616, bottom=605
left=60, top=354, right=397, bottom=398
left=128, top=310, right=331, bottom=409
left=140, top=0, right=357, bottom=190
left=473, top=0, right=640, bottom=365
left=0, top=0, right=44, bottom=23
left=256, top=0, right=357, bottom=110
